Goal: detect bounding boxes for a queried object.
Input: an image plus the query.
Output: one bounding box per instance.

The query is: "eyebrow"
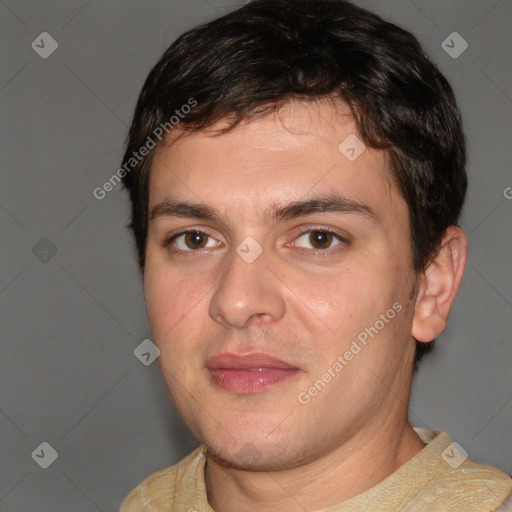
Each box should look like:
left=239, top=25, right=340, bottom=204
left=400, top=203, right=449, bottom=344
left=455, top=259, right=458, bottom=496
left=148, top=193, right=379, bottom=226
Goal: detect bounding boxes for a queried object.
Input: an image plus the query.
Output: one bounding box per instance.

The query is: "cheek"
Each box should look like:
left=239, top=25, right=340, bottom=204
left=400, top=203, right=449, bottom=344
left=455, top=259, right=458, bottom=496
left=144, top=268, right=211, bottom=399
left=144, top=266, right=204, bottom=344
left=288, top=263, right=409, bottom=377
left=292, top=267, right=389, bottom=329
left=144, top=268, right=174, bottom=332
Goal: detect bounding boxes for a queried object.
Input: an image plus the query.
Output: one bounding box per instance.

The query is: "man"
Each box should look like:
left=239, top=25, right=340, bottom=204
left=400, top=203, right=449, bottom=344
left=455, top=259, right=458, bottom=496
left=119, top=0, right=512, bottom=510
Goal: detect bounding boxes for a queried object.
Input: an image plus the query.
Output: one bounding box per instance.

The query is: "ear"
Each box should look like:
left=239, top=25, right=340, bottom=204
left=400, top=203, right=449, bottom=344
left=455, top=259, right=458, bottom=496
left=411, top=226, right=468, bottom=343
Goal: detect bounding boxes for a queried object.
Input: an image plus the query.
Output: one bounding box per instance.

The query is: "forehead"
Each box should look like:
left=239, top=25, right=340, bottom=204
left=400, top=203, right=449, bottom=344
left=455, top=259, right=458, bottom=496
left=148, top=98, right=402, bottom=224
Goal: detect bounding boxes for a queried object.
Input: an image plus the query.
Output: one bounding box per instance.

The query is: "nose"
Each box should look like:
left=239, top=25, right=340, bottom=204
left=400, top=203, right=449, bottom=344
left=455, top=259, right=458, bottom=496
left=208, top=243, right=286, bottom=329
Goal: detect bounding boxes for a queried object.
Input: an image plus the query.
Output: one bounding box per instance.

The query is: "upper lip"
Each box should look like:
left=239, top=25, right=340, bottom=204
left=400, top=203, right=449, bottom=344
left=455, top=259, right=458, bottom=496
left=206, top=352, right=298, bottom=370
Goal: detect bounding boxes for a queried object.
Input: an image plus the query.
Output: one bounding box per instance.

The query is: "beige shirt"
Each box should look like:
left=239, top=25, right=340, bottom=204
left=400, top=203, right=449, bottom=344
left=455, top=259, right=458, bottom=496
left=120, top=428, right=512, bottom=511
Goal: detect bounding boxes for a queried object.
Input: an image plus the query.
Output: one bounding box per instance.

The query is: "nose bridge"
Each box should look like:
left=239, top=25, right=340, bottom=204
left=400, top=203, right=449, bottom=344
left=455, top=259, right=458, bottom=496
left=209, top=242, right=285, bottom=328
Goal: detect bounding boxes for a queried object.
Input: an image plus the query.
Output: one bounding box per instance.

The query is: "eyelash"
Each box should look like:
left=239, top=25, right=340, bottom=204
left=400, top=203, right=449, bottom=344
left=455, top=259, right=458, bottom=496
left=163, top=227, right=349, bottom=256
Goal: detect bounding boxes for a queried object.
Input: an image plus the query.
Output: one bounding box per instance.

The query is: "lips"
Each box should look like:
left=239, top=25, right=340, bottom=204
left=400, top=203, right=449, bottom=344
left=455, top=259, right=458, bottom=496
left=206, top=352, right=300, bottom=393
left=205, top=352, right=298, bottom=371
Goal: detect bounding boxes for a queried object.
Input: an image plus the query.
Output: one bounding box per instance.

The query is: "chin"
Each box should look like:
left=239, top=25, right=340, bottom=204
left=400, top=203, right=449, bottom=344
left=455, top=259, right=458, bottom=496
left=204, top=434, right=311, bottom=472
left=206, top=444, right=287, bottom=471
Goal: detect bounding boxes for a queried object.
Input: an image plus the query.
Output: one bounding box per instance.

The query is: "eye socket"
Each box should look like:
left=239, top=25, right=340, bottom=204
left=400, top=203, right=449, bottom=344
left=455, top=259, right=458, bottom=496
left=292, top=229, right=346, bottom=251
left=165, top=229, right=221, bottom=252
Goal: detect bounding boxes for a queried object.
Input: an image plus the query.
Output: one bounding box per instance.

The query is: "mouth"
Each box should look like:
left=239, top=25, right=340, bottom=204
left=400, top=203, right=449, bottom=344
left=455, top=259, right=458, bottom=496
left=205, top=352, right=300, bottom=393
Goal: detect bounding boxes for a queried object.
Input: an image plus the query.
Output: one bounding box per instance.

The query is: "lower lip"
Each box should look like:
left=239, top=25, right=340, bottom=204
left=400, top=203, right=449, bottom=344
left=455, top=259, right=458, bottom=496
left=208, top=368, right=299, bottom=393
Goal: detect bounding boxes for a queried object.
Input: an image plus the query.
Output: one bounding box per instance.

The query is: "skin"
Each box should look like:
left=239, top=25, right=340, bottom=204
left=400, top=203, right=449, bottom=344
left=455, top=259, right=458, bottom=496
left=144, top=98, right=467, bottom=511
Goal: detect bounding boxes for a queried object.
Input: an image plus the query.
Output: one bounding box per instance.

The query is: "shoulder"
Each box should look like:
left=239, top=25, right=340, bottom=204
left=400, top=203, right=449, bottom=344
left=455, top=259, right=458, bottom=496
left=496, top=492, right=512, bottom=511
left=440, top=458, right=512, bottom=511
left=413, top=428, right=512, bottom=511
left=119, top=445, right=205, bottom=511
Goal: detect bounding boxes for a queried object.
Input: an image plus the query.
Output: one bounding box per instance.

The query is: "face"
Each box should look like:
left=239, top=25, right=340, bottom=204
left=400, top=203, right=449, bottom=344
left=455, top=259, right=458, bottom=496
left=144, top=99, right=418, bottom=470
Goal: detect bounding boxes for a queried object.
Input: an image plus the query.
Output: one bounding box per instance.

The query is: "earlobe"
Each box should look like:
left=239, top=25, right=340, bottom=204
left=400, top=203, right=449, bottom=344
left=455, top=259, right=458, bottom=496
left=411, top=227, right=468, bottom=343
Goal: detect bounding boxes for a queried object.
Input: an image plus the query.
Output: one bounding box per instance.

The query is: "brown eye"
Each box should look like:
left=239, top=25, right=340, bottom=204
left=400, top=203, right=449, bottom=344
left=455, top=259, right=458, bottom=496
left=183, top=231, right=208, bottom=249
left=167, top=230, right=220, bottom=252
left=294, top=229, right=344, bottom=251
left=308, top=231, right=334, bottom=249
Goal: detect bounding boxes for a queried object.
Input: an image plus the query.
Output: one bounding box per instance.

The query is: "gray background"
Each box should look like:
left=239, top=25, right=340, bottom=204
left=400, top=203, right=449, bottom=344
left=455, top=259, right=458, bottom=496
left=1, top=0, right=511, bottom=510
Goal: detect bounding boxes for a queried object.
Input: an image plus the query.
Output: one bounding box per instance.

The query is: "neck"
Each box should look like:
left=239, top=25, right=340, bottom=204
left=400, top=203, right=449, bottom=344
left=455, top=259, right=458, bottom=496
left=204, top=416, right=425, bottom=512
